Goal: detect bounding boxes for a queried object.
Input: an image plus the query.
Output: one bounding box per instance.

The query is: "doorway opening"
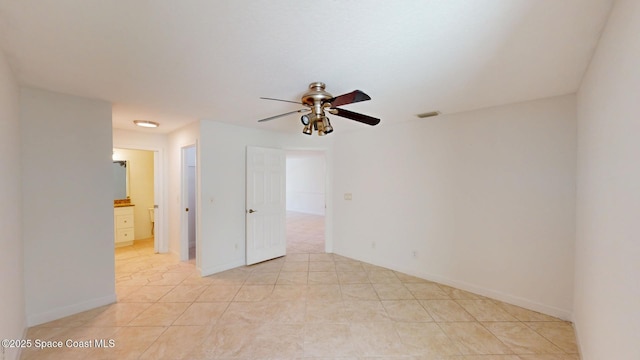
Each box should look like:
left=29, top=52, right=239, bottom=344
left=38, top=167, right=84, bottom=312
left=285, top=150, right=326, bottom=254
left=181, top=145, right=197, bottom=263
left=112, top=148, right=156, bottom=250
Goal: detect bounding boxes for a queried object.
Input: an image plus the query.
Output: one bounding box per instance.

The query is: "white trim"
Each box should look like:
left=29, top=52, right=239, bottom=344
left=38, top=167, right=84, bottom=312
left=26, top=294, right=116, bottom=327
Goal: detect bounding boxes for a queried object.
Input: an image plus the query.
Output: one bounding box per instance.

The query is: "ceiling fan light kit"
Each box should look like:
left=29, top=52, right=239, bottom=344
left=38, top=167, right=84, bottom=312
left=258, top=82, right=380, bottom=136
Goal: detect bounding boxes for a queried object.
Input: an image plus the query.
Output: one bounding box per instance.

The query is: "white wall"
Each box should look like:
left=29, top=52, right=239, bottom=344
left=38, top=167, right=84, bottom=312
left=333, top=95, right=577, bottom=319
left=198, top=120, right=332, bottom=275
left=113, top=148, right=155, bottom=239
left=21, top=87, right=115, bottom=326
left=286, top=150, right=326, bottom=215
left=574, top=0, right=640, bottom=358
left=0, top=50, right=24, bottom=360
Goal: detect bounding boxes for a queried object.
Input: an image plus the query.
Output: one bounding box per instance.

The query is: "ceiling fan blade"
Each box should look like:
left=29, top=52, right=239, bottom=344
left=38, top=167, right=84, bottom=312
left=260, top=97, right=303, bottom=105
left=257, top=109, right=309, bottom=122
left=324, top=90, right=371, bottom=107
left=332, top=108, right=380, bottom=126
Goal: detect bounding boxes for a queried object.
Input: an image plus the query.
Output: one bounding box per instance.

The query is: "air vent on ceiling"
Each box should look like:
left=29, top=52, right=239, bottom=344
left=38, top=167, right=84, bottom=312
left=416, top=111, right=440, bottom=118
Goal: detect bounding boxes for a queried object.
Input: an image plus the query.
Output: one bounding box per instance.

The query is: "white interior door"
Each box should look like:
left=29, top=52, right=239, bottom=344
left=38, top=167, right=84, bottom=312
left=246, top=146, right=286, bottom=265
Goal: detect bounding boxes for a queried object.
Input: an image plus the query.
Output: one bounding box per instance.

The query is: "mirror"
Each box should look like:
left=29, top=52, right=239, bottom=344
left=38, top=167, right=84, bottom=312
left=113, top=160, right=130, bottom=200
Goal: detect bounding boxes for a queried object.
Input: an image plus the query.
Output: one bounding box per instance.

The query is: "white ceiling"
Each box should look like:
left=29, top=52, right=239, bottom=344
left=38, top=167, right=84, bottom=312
left=0, top=0, right=612, bottom=134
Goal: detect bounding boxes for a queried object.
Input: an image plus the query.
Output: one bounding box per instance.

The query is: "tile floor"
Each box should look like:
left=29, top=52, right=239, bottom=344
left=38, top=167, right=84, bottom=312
left=20, top=212, right=580, bottom=359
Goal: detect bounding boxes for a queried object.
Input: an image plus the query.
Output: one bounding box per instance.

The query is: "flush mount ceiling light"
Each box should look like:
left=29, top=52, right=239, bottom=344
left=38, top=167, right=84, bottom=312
left=133, top=120, right=159, bottom=128
left=416, top=111, right=441, bottom=118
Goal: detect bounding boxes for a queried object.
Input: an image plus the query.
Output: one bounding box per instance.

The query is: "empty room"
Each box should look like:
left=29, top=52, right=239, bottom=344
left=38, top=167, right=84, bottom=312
left=0, top=1, right=638, bottom=359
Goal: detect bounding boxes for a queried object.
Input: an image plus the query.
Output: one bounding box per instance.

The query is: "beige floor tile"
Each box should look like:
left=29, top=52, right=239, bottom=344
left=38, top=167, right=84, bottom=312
left=188, top=322, right=261, bottom=358
left=277, top=271, right=309, bottom=285
left=309, top=260, right=337, bottom=272
left=374, top=283, right=416, bottom=300
left=284, top=253, right=310, bottom=262
left=34, top=305, right=110, bottom=328
left=196, top=284, right=240, bottom=302
left=308, top=271, right=339, bottom=284
left=119, top=285, right=175, bottom=303
left=494, top=301, right=561, bottom=322
left=268, top=284, right=308, bottom=301
left=244, top=271, right=279, bottom=284
left=173, top=302, right=229, bottom=325
left=439, top=322, right=513, bottom=355
left=343, top=300, right=391, bottom=322
left=281, top=260, right=309, bottom=272
left=483, top=322, right=564, bottom=354
left=309, top=253, right=334, bottom=262
left=146, top=271, right=191, bottom=286
left=456, top=300, right=518, bottom=322
left=307, top=284, right=343, bottom=301
left=394, top=271, right=431, bottom=283
left=335, top=260, right=365, bottom=272
left=233, top=284, right=274, bottom=301
left=517, top=355, right=580, bottom=360
left=368, top=270, right=402, bottom=283
left=382, top=300, right=434, bottom=322
left=439, top=284, right=485, bottom=300
left=405, top=283, right=451, bottom=300
left=338, top=271, right=371, bottom=284
left=394, top=322, right=462, bottom=356
left=350, top=322, right=408, bottom=356
left=525, top=322, right=579, bottom=353
left=206, top=268, right=250, bottom=285
left=249, top=323, right=305, bottom=358
left=303, top=323, right=358, bottom=357
left=115, top=285, right=143, bottom=300
left=22, top=213, right=582, bottom=359
left=341, top=283, right=380, bottom=300
left=127, top=302, right=190, bottom=326
left=91, top=326, right=166, bottom=360
left=421, top=300, right=476, bottom=322
left=305, top=300, right=349, bottom=323
left=139, top=325, right=213, bottom=359
left=447, top=356, right=521, bottom=360
left=85, top=302, right=152, bottom=326
left=158, top=284, right=207, bottom=302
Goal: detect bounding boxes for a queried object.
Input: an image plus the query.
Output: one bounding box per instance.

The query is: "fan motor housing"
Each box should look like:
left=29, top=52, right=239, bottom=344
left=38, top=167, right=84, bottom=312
left=301, top=82, right=332, bottom=106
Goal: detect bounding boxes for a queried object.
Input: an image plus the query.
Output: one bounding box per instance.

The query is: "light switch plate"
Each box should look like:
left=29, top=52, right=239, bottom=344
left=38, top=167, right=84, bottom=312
left=344, top=193, right=352, bottom=200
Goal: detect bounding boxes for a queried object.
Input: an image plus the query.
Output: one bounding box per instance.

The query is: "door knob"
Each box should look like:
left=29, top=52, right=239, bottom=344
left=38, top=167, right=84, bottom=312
left=248, top=209, right=257, bottom=213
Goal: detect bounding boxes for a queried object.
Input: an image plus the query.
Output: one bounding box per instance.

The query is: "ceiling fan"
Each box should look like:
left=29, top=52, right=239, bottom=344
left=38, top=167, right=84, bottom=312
left=258, top=82, right=380, bottom=136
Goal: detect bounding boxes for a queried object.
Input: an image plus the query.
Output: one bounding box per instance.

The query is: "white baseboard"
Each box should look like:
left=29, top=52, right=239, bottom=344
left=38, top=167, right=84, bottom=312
left=26, top=293, right=116, bottom=327
left=333, top=249, right=573, bottom=321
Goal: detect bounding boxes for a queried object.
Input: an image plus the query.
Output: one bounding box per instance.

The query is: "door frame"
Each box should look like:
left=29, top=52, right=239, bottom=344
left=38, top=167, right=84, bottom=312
left=180, top=144, right=198, bottom=263
left=284, top=148, right=331, bottom=253
left=111, top=145, right=166, bottom=253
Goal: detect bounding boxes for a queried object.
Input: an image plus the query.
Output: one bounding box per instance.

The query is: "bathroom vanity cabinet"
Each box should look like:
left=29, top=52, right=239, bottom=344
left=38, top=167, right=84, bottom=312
left=114, top=206, right=135, bottom=246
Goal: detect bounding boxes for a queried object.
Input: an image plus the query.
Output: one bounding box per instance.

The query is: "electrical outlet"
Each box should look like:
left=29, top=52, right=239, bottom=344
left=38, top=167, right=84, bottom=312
left=412, top=250, right=418, bottom=258
left=372, top=241, right=376, bottom=249
left=344, top=193, right=353, bottom=200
